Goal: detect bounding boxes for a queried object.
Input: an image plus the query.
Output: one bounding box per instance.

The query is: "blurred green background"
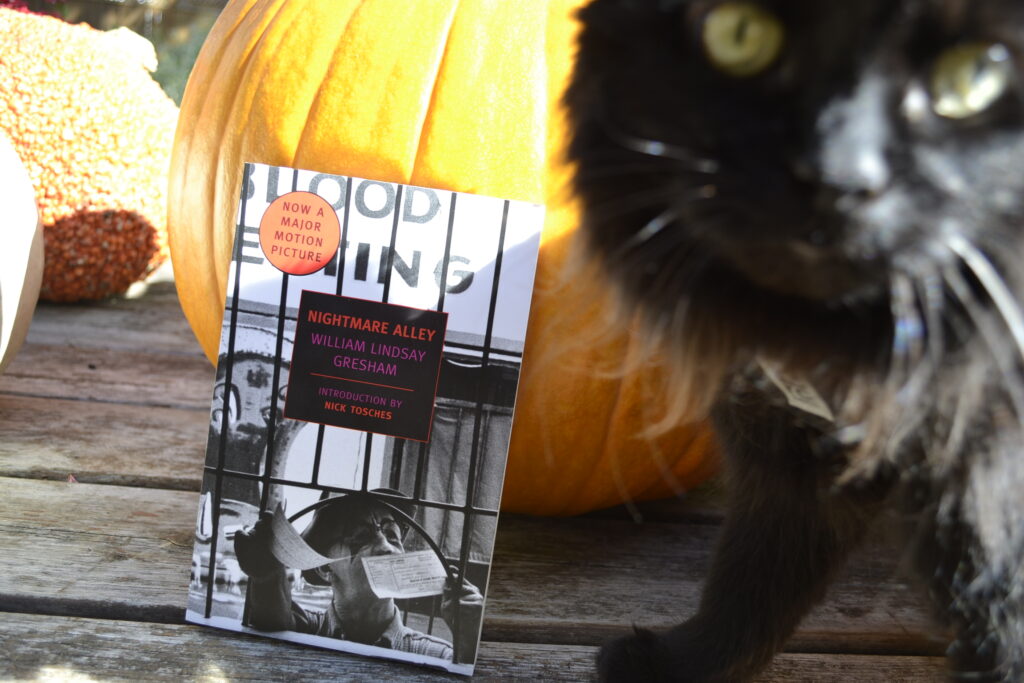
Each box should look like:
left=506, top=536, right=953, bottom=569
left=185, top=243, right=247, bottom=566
left=24, top=0, right=228, bottom=104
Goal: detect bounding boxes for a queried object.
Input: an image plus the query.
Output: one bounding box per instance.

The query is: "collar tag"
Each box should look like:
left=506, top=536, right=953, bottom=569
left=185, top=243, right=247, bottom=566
left=759, top=361, right=835, bottom=423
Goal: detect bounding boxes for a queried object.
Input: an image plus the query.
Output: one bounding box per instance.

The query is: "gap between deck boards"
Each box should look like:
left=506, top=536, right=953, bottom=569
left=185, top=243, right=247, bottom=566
left=0, top=613, right=946, bottom=681
left=0, top=476, right=947, bottom=659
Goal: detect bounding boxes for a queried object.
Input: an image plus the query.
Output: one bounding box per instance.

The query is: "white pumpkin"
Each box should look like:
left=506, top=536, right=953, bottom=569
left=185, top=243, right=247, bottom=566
left=0, top=132, right=43, bottom=373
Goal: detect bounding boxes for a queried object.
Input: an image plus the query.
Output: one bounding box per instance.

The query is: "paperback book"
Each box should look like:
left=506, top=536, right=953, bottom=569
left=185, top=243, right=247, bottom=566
left=185, top=162, right=544, bottom=675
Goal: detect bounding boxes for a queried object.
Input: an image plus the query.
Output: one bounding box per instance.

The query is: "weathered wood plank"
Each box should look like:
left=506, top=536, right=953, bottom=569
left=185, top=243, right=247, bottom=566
left=0, top=478, right=197, bottom=625
left=0, top=395, right=206, bottom=489
left=760, top=652, right=944, bottom=682
left=0, top=342, right=213, bottom=409
left=2, top=270, right=212, bottom=409
left=485, top=515, right=945, bottom=656
left=0, top=613, right=945, bottom=682
left=0, top=477, right=944, bottom=655
left=0, top=393, right=725, bottom=516
left=0, top=396, right=725, bottom=523
left=0, top=612, right=591, bottom=682
left=23, top=273, right=203, bottom=356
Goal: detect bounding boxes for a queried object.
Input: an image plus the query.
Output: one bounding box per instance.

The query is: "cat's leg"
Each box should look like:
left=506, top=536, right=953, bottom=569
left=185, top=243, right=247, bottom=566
left=597, top=396, right=891, bottom=683
left=907, top=446, right=1024, bottom=683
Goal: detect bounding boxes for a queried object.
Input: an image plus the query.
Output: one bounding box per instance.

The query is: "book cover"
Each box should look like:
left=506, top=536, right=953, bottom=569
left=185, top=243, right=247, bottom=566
left=185, top=162, right=544, bottom=675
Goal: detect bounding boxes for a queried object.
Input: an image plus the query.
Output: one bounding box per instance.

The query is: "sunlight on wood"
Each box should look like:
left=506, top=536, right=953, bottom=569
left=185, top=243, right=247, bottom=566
left=33, top=667, right=97, bottom=682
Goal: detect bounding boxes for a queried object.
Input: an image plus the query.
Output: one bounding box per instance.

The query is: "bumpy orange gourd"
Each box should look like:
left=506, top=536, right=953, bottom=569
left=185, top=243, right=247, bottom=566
left=0, top=9, right=178, bottom=301
left=168, top=0, right=717, bottom=515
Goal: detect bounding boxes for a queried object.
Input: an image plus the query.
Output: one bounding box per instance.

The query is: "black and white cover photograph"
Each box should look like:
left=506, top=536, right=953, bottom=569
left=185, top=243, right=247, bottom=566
left=185, top=162, right=544, bottom=675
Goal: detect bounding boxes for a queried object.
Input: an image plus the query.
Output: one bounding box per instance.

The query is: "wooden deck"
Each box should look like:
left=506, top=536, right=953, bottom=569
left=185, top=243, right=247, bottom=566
left=0, top=270, right=948, bottom=680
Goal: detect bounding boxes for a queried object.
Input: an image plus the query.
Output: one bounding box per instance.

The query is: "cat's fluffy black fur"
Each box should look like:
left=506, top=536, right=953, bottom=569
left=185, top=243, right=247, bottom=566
left=566, top=1, right=1024, bottom=681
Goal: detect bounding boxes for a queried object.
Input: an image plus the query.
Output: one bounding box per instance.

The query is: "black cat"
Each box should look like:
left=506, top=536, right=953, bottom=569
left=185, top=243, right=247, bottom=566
left=566, top=1, right=1024, bottom=681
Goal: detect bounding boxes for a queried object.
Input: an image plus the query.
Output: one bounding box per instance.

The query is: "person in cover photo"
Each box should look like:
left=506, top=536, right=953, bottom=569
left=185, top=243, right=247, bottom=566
left=208, top=321, right=300, bottom=508
left=233, top=488, right=484, bottom=663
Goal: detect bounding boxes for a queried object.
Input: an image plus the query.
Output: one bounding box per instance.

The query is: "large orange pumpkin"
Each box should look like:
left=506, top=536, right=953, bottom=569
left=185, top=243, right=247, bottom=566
left=168, top=0, right=717, bottom=515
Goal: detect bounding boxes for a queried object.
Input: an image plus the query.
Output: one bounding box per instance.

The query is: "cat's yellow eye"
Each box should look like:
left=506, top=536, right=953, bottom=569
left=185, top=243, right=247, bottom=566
left=701, top=2, right=784, bottom=78
left=931, top=42, right=1013, bottom=119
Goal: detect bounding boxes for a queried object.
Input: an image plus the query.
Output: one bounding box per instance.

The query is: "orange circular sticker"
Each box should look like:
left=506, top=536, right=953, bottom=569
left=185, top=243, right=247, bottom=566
left=259, top=191, right=341, bottom=275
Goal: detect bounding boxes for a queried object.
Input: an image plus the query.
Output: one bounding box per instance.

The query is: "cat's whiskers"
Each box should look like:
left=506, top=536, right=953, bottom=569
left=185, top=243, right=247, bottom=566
left=580, top=184, right=687, bottom=229
left=630, top=185, right=720, bottom=248
left=868, top=268, right=940, bottom=460
left=613, top=206, right=705, bottom=266
left=623, top=207, right=679, bottom=252
left=913, top=267, right=947, bottom=370
left=945, top=234, right=1024, bottom=368
left=651, top=277, right=707, bottom=429
left=621, top=227, right=726, bottom=432
left=574, top=158, right=701, bottom=182
left=942, top=244, right=1024, bottom=425
left=602, top=123, right=720, bottom=174
left=905, top=265, right=950, bottom=452
left=889, top=271, right=925, bottom=385
left=647, top=227, right=714, bottom=298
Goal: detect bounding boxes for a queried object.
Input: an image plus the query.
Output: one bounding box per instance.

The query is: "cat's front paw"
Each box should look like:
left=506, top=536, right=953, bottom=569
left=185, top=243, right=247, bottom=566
left=597, top=627, right=675, bottom=683
left=597, top=625, right=740, bottom=683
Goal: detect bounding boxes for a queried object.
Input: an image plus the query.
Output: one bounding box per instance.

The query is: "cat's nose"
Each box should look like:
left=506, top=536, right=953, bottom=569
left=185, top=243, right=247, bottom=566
left=791, top=150, right=888, bottom=204
left=810, top=73, right=894, bottom=199
left=824, top=148, right=890, bottom=200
